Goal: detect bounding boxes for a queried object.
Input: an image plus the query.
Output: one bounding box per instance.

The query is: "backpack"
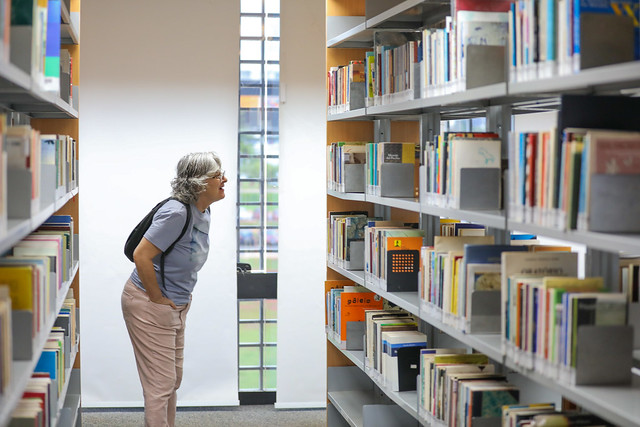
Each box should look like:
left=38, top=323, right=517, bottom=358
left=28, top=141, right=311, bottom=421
left=124, top=197, right=192, bottom=288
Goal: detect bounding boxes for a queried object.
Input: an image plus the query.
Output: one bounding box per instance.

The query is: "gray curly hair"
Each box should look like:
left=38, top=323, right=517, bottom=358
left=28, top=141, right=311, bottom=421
left=171, top=152, right=222, bottom=204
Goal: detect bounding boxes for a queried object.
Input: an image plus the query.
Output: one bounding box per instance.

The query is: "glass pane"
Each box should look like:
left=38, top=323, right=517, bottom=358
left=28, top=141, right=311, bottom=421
left=265, top=17, right=279, bottom=38
left=265, top=0, right=280, bottom=14
left=266, top=135, right=279, bottom=156
left=263, top=369, right=277, bottom=390
left=267, top=206, right=279, bottom=227
left=266, top=180, right=278, bottom=203
left=471, top=117, right=487, bottom=131
left=239, top=181, right=261, bottom=203
left=239, top=252, right=261, bottom=271
left=265, top=63, right=279, bottom=84
left=239, top=228, right=261, bottom=251
left=239, top=346, right=260, bottom=367
left=239, top=109, right=262, bottom=133
left=241, top=0, right=262, bottom=13
left=266, top=158, right=279, bottom=180
left=263, top=323, right=277, bottom=343
left=240, top=40, right=262, bottom=61
left=263, top=346, right=277, bottom=366
left=266, top=85, right=279, bottom=108
left=266, top=252, right=278, bottom=272
left=239, top=134, right=262, bottom=156
left=266, top=228, right=278, bottom=248
left=267, top=206, right=278, bottom=226
left=239, top=369, right=260, bottom=390
left=266, top=109, right=279, bottom=131
left=240, top=63, right=262, bottom=84
left=239, top=205, right=262, bottom=226
left=265, top=40, right=279, bottom=61
left=264, top=299, right=277, bottom=320
left=241, top=16, right=263, bottom=38
left=239, top=300, right=261, bottom=320
left=240, top=86, right=263, bottom=109
left=239, top=157, right=262, bottom=179
left=239, top=323, right=261, bottom=344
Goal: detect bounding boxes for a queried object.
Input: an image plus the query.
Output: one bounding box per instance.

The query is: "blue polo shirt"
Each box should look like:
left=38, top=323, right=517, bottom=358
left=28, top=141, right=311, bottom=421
left=129, top=199, right=210, bottom=305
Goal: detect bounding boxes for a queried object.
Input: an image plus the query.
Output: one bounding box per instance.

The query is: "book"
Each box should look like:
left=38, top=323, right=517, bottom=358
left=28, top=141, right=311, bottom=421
left=462, top=244, right=528, bottom=333
left=339, top=290, right=383, bottom=343
left=449, top=136, right=501, bottom=208
left=43, top=0, right=61, bottom=92
left=501, top=251, right=578, bottom=357
left=576, top=129, right=640, bottom=231
left=381, top=330, right=426, bottom=391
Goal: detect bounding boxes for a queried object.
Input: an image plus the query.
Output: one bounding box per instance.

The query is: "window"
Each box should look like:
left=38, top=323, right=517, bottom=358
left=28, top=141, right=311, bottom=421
left=237, top=0, right=279, bottom=400
left=238, top=299, right=277, bottom=391
left=238, top=0, right=280, bottom=273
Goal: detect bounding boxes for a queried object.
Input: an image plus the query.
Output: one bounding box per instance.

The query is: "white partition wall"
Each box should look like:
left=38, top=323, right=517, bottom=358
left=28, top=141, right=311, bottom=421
left=80, top=1, right=240, bottom=406
left=276, top=0, right=328, bottom=408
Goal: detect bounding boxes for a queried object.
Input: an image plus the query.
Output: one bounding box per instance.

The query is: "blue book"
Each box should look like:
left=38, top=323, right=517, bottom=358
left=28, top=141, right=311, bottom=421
left=44, top=0, right=61, bottom=92
left=35, top=350, right=58, bottom=381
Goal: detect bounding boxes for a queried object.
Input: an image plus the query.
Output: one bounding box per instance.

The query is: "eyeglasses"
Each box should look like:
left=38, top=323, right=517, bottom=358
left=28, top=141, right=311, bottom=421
left=209, top=170, right=226, bottom=180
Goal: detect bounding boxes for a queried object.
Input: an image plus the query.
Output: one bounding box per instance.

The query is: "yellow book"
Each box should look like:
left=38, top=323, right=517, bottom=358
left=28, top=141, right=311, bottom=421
left=0, top=265, right=34, bottom=311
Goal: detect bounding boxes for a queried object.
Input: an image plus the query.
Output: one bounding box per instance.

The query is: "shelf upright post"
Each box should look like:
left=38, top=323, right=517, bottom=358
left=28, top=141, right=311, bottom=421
left=585, top=248, right=620, bottom=292
left=373, top=118, right=391, bottom=219
left=486, top=105, right=510, bottom=243
left=373, top=118, right=390, bottom=143
left=419, top=112, right=440, bottom=246
left=10, top=111, right=31, bottom=126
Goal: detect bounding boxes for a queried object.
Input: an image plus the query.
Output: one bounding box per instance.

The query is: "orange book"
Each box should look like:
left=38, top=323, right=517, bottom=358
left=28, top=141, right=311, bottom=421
left=339, top=291, right=383, bottom=342
left=325, top=280, right=353, bottom=326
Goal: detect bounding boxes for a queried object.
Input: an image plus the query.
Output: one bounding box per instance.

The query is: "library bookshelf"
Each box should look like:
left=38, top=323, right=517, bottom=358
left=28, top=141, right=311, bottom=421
left=325, top=0, right=640, bottom=426
left=0, top=1, right=82, bottom=426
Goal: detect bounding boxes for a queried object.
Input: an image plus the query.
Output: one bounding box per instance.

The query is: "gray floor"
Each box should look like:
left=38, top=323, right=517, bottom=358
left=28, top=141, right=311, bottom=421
left=81, top=405, right=326, bottom=426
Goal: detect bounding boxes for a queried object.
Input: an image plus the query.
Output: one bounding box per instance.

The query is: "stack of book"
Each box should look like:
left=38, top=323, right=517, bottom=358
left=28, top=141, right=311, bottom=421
left=509, top=0, right=639, bottom=81
left=364, top=220, right=423, bottom=292
left=509, top=127, right=640, bottom=231
left=327, top=60, right=365, bottom=114
left=366, top=142, right=418, bottom=198
left=327, top=141, right=368, bottom=193
left=423, top=131, right=502, bottom=210
left=419, top=349, right=520, bottom=427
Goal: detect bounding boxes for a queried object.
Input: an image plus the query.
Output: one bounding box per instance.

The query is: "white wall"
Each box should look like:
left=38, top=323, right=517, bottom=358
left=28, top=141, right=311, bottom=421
left=275, top=0, right=327, bottom=408
left=80, top=0, right=240, bottom=407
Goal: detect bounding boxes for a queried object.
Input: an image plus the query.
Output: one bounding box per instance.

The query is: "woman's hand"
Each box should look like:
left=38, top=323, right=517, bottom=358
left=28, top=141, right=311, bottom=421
left=134, top=237, right=177, bottom=308
left=149, top=294, right=177, bottom=309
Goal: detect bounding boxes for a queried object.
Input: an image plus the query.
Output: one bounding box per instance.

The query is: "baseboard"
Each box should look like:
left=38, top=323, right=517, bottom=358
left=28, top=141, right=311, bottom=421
left=82, top=399, right=241, bottom=409
left=274, top=401, right=327, bottom=410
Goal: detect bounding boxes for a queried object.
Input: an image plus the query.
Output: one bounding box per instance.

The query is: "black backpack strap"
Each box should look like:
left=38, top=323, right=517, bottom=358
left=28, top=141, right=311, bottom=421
left=159, top=201, right=192, bottom=290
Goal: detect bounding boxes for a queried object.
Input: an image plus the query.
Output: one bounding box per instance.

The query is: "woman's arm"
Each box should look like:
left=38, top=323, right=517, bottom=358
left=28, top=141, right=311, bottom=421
left=133, top=237, right=177, bottom=309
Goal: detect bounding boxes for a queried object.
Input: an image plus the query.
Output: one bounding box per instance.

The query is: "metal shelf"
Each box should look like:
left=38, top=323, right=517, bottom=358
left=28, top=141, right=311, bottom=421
left=504, top=359, right=640, bottom=427
left=328, top=262, right=365, bottom=286
left=0, top=187, right=79, bottom=256
left=327, top=16, right=372, bottom=48
left=366, top=0, right=450, bottom=29
left=327, top=333, right=420, bottom=422
left=60, top=1, right=80, bottom=45
left=327, top=108, right=369, bottom=121
left=420, top=201, right=507, bottom=230
left=509, top=61, right=640, bottom=96
left=0, top=262, right=79, bottom=426
left=365, top=195, right=420, bottom=212
left=508, top=220, right=640, bottom=255
left=327, top=190, right=367, bottom=202
left=0, top=60, right=78, bottom=119
left=328, top=390, right=376, bottom=427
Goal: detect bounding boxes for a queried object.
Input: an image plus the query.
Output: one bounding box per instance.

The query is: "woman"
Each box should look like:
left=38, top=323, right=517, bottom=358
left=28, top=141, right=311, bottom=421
left=121, top=151, right=227, bottom=427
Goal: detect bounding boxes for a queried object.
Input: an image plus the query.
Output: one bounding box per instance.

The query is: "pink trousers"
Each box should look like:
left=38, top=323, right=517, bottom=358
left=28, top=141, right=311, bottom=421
left=121, top=280, right=191, bottom=427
